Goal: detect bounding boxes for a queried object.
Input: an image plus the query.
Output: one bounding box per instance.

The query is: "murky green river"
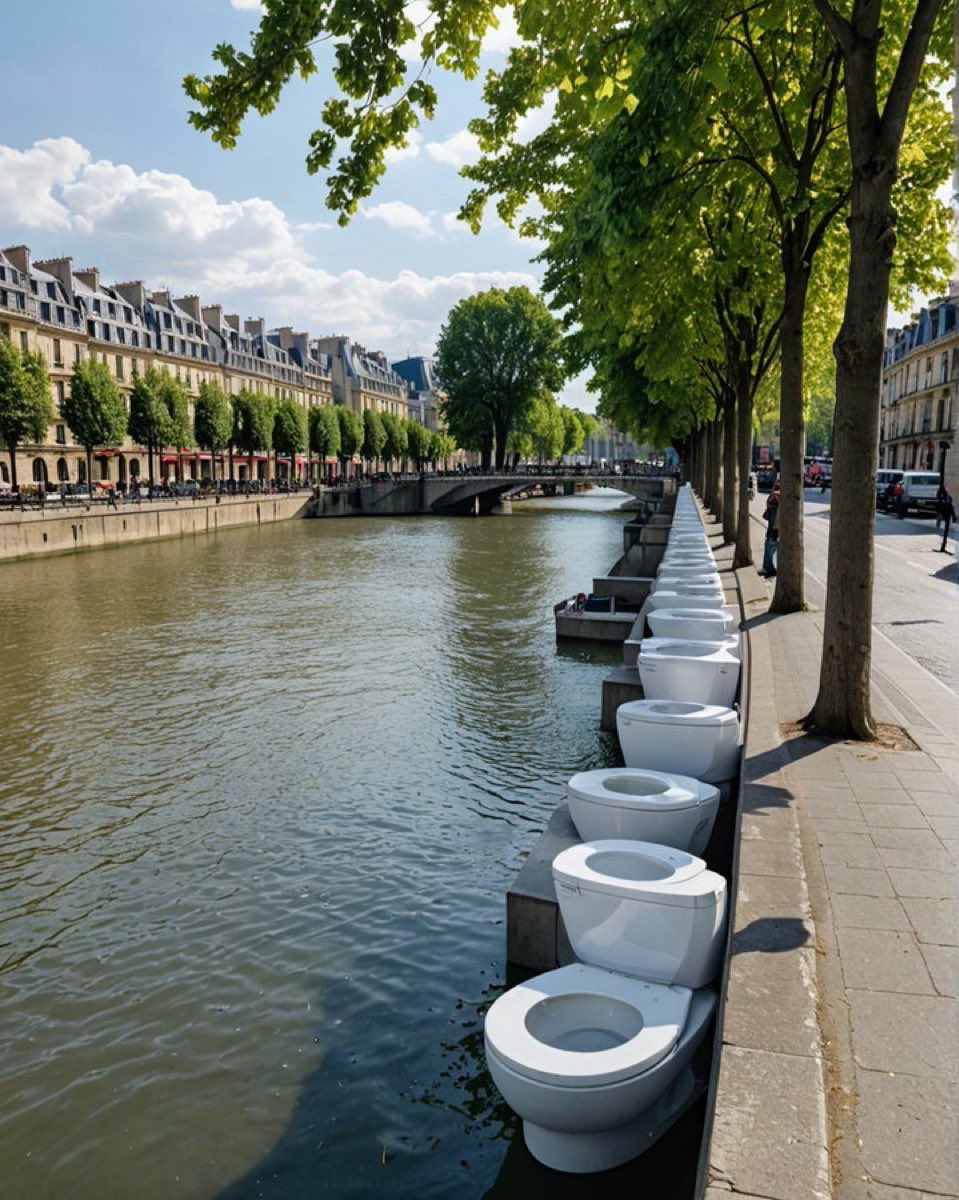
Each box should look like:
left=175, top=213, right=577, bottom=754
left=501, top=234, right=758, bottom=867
left=0, top=493, right=708, bottom=1200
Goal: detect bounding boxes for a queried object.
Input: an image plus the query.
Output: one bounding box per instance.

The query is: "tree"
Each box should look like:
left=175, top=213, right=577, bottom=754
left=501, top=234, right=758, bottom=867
left=233, top=390, right=274, bottom=483
left=335, top=404, right=363, bottom=479
left=436, top=287, right=563, bottom=470
left=157, top=373, right=192, bottom=481
left=62, top=359, right=127, bottom=494
left=194, top=380, right=232, bottom=484
left=405, top=419, right=433, bottom=470
left=309, top=404, right=341, bottom=482
left=560, top=408, right=585, bottom=459
left=0, top=340, right=54, bottom=492
left=429, top=430, right=457, bottom=470
left=272, top=397, right=308, bottom=480
left=380, top=411, right=408, bottom=471
left=127, top=366, right=169, bottom=486
left=526, top=393, right=565, bottom=464
left=361, top=408, right=386, bottom=471
left=806, top=0, right=951, bottom=737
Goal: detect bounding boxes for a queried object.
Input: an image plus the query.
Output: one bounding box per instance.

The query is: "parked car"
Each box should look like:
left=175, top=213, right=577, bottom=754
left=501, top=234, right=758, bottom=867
left=756, top=467, right=777, bottom=492
left=895, top=470, right=941, bottom=518
left=875, top=468, right=903, bottom=510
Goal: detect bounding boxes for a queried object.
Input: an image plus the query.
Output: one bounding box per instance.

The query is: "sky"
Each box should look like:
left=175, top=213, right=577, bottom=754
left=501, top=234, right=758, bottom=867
left=0, top=1, right=591, bottom=401
left=0, top=2, right=953, bottom=415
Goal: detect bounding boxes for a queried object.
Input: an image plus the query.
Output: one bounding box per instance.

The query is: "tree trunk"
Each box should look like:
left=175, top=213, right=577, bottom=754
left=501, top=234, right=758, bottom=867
left=211, top=446, right=217, bottom=486
left=148, top=442, right=155, bottom=488
left=86, top=449, right=94, bottom=502
left=6, top=440, right=18, bottom=492
left=772, top=252, right=810, bottom=612
left=733, top=372, right=754, bottom=569
left=722, top=393, right=737, bottom=542
left=707, top=416, right=722, bottom=518
left=808, top=167, right=893, bottom=737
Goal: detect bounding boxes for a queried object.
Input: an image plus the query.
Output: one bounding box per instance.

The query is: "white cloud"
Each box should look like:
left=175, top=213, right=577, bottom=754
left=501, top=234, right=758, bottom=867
left=0, top=137, right=91, bottom=229
left=442, top=211, right=468, bottom=234
left=362, top=200, right=436, bottom=238
left=425, top=128, right=480, bottom=168
left=230, top=0, right=264, bottom=10
left=481, top=6, right=520, bottom=55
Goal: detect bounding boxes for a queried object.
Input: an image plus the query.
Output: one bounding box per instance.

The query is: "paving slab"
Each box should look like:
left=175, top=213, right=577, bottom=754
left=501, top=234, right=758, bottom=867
left=833, top=927, right=936, bottom=994
left=847, top=989, right=959, bottom=1080
left=857, top=1072, right=959, bottom=1196
left=899, top=895, right=958, bottom=946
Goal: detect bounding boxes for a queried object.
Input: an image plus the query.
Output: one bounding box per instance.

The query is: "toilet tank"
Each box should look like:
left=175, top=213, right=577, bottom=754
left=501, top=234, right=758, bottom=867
left=553, top=842, right=727, bottom=989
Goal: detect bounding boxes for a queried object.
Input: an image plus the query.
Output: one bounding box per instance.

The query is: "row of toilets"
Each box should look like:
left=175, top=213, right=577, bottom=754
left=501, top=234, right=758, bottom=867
left=484, top=485, right=743, bottom=1174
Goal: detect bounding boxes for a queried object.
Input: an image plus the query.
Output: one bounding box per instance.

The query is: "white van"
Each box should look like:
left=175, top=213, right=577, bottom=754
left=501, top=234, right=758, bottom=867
left=896, top=470, right=941, bottom=517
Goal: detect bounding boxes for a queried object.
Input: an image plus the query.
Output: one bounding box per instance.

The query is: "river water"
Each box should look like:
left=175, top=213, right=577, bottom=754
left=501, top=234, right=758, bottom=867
left=0, top=492, right=698, bottom=1200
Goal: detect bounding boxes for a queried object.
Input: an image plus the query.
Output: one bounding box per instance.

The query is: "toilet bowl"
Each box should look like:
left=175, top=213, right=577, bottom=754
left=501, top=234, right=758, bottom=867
left=648, top=607, right=737, bottom=641
left=638, top=639, right=741, bottom=707
left=484, top=841, right=726, bottom=1173
left=566, top=767, right=720, bottom=854
left=652, top=579, right=725, bottom=602
left=642, top=632, right=740, bottom=661
left=654, top=572, right=723, bottom=590
left=617, top=699, right=741, bottom=782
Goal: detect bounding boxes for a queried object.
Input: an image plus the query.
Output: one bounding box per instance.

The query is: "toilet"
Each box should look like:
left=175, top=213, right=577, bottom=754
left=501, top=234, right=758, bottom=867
left=651, top=579, right=725, bottom=602
left=566, top=767, right=720, bottom=854
left=617, top=699, right=741, bottom=782
left=484, top=840, right=726, bottom=1173
left=642, top=632, right=740, bottom=661
left=648, top=607, right=737, bottom=642
left=654, top=572, right=723, bottom=591
left=638, top=639, right=741, bottom=707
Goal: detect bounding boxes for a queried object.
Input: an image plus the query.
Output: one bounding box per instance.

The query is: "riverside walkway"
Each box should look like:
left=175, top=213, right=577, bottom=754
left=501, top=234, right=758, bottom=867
left=703, top=505, right=957, bottom=1198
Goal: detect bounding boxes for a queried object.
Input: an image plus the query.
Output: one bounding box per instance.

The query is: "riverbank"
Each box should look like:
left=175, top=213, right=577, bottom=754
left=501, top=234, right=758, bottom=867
left=0, top=492, right=309, bottom=562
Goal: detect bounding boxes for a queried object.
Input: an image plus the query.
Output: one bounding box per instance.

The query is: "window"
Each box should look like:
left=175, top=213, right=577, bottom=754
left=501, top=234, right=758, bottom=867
left=20, top=331, right=28, bottom=353
left=57, top=457, right=68, bottom=481
left=55, top=382, right=65, bottom=413
left=55, top=423, right=66, bottom=444
left=108, top=303, right=116, bottom=319
left=53, top=337, right=62, bottom=366
left=937, top=398, right=946, bottom=431
left=115, top=356, right=124, bottom=379
left=40, top=301, right=51, bottom=321
left=942, top=353, right=950, bottom=383
left=74, top=344, right=81, bottom=363
left=93, top=299, right=101, bottom=315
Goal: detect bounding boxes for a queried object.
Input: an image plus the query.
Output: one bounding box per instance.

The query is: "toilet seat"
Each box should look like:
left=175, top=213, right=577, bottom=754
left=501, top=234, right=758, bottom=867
left=567, top=768, right=715, bottom=816
left=485, top=962, right=691, bottom=1087
left=618, top=699, right=737, bottom=727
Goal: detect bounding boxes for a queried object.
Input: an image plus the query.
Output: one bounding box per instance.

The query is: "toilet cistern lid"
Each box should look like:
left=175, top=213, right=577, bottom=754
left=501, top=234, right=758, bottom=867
left=567, top=768, right=717, bottom=812
left=617, top=699, right=739, bottom=728
left=484, top=963, right=691, bottom=1087
left=553, top=840, right=726, bottom=909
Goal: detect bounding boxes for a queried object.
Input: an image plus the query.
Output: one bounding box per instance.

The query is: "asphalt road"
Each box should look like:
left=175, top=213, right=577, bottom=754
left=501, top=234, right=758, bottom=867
left=754, top=488, right=959, bottom=693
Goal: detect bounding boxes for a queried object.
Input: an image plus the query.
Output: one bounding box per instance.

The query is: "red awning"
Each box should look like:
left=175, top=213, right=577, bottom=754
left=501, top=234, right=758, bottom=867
left=160, top=454, right=178, bottom=463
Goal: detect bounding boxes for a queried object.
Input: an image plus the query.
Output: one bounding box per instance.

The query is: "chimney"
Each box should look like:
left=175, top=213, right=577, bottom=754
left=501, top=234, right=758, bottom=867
left=201, top=304, right=224, bottom=331
left=33, top=256, right=75, bottom=302
left=244, top=317, right=266, bottom=338
left=74, top=266, right=100, bottom=293
left=150, top=289, right=171, bottom=308
left=174, top=294, right=203, bottom=322
left=2, top=245, right=31, bottom=275
left=114, top=281, right=149, bottom=311
left=224, top=313, right=240, bottom=332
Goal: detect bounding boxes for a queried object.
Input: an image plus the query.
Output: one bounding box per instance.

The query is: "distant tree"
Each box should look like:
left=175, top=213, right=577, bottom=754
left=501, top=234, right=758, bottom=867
left=272, top=397, right=308, bottom=480
left=560, top=408, right=586, bottom=458
left=0, top=340, right=54, bottom=492
left=194, top=380, right=232, bottom=484
left=335, top=405, right=363, bottom=479
left=62, top=359, right=127, bottom=494
left=309, top=404, right=341, bottom=482
left=429, top=430, right=457, bottom=470
left=405, top=420, right=432, bottom=470
left=127, top=366, right=169, bottom=486
left=233, top=389, right=274, bottom=482
left=526, top=394, right=566, bottom=464
left=361, top=408, right=386, bottom=471
left=436, top=287, right=564, bottom=470
left=380, top=412, right=408, bottom=471
left=157, top=373, right=192, bottom=481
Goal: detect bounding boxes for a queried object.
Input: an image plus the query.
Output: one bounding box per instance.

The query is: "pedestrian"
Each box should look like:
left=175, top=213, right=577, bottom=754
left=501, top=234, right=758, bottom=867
left=761, top=489, right=780, bottom=577
left=936, top=484, right=955, bottom=554
left=108, top=485, right=117, bottom=510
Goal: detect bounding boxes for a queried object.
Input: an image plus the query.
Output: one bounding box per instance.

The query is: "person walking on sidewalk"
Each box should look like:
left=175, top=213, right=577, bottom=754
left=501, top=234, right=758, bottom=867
left=761, top=489, right=780, bottom=576
left=936, top=483, right=955, bottom=554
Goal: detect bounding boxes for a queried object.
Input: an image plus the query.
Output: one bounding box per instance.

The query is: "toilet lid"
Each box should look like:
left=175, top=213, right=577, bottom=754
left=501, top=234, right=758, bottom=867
left=553, top=839, right=723, bottom=908
left=567, top=768, right=714, bottom=813
left=617, top=700, right=738, bottom=728
left=640, top=639, right=735, bottom=662
left=485, top=963, right=690, bottom=1087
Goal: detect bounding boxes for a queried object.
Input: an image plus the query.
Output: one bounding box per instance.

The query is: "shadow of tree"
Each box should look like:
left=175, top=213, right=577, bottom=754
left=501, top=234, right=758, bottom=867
left=732, top=917, right=811, bottom=955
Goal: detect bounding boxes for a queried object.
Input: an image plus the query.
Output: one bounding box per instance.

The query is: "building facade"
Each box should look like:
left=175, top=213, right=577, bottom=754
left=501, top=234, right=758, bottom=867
left=391, top=355, right=446, bottom=431
left=880, top=283, right=958, bottom=494
left=0, top=245, right=416, bottom=490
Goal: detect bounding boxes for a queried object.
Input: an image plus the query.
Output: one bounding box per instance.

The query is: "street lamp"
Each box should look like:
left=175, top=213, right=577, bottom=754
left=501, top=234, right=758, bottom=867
left=938, top=439, right=950, bottom=487
left=937, top=439, right=953, bottom=555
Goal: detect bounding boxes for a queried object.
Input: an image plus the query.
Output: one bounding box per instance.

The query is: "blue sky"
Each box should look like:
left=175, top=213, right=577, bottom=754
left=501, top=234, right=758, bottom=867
left=0, top=1, right=593, bottom=402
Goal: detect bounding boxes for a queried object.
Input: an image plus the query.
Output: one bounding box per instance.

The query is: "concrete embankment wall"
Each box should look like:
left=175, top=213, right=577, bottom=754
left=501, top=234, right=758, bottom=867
left=0, top=494, right=309, bottom=563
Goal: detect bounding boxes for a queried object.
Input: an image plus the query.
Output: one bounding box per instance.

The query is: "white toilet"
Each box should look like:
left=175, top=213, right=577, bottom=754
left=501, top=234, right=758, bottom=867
left=639, top=639, right=741, bottom=707
left=566, top=767, right=720, bottom=854
left=654, top=572, right=723, bottom=590
left=484, top=840, right=726, bottom=1173
left=643, top=631, right=740, bottom=661
left=652, top=579, right=725, bottom=602
left=617, top=700, right=741, bottom=782
left=648, top=607, right=737, bottom=641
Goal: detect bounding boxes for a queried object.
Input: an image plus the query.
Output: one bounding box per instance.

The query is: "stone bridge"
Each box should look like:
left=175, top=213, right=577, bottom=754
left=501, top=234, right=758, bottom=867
left=305, top=473, right=676, bottom=518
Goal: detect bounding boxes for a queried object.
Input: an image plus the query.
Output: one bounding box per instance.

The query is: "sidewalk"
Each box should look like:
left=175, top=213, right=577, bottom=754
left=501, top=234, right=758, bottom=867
left=705, top=510, right=958, bottom=1198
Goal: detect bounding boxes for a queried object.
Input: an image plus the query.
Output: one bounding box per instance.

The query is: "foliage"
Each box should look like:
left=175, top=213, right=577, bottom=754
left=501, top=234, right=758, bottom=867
left=0, top=340, right=54, bottom=488
left=194, top=380, right=233, bottom=454
left=309, top=403, right=342, bottom=461
left=63, top=359, right=127, bottom=451
left=157, top=373, right=192, bottom=450
left=380, top=411, right=409, bottom=465
left=128, top=366, right=169, bottom=452
left=272, top=396, right=308, bottom=468
left=525, top=393, right=565, bottom=462
left=361, top=407, right=387, bottom=464
left=405, top=419, right=433, bottom=466
left=429, top=430, right=457, bottom=465
left=436, top=286, right=563, bottom=469
left=232, top=389, right=274, bottom=457
left=335, top=404, right=364, bottom=462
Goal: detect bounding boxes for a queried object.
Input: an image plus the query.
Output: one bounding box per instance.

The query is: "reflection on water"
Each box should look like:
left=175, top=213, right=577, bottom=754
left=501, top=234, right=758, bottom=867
left=0, top=496, right=647, bottom=1199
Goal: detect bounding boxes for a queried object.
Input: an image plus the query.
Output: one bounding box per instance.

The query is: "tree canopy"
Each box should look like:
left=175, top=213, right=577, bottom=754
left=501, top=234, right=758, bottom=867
left=63, top=359, right=128, bottom=492
left=0, top=339, right=54, bottom=491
